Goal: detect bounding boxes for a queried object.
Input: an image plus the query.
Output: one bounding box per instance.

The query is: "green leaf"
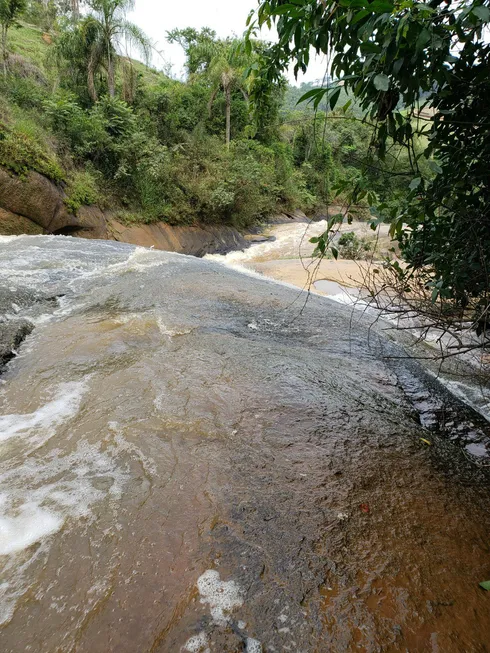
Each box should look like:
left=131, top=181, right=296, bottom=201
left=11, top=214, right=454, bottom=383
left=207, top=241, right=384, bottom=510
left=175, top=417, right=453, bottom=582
left=479, top=581, right=490, bottom=591
left=296, top=88, right=328, bottom=105
left=331, top=246, right=339, bottom=260
left=416, top=27, right=431, bottom=51
left=339, top=0, right=367, bottom=7
left=271, top=4, right=302, bottom=16
left=409, top=177, right=421, bottom=190
left=473, top=5, right=490, bottom=21
left=342, top=99, right=352, bottom=112
left=373, top=73, right=390, bottom=91
left=428, top=160, right=442, bottom=174
left=329, top=87, right=342, bottom=110
left=392, top=58, right=404, bottom=75
left=351, top=9, right=370, bottom=24
left=369, top=0, right=394, bottom=12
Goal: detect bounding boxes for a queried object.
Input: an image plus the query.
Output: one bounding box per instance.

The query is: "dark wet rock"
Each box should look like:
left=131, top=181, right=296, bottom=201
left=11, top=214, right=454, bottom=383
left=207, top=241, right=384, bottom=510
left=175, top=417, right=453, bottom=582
left=108, top=218, right=247, bottom=256
left=387, top=357, right=490, bottom=463
left=0, top=208, right=44, bottom=235
left=244, top=234, right=275, bottom=244
left=0, top=168, right=108, bottom=238
left=0, top=320, right=33, bottom=369
left=267, top=209, right=309, bottom=224
left=0, top=286, right=64, bottom=371
left=0, top=168, right=70, bottom=233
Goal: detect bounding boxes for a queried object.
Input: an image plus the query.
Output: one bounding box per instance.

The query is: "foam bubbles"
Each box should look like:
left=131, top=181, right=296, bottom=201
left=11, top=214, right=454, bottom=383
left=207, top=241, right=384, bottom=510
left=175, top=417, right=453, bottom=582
left=157, top=318, right=192, bottom=338
left=197, top=569, right=243, bottom=626
left=246, top=638, right=262, bottom=652
left=0, top=380, right=88, bottom=445
left=183, top=631, right=210, bottom=653
left=0, top=503, right=62, bottom=556
left=0, top=438, right=129, bottom=624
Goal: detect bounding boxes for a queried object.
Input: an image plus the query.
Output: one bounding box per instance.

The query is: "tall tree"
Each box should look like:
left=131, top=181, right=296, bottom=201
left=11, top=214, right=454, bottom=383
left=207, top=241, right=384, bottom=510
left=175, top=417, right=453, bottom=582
left=0, top=0, right=26, bottom=76
left=52, top=14, right=106, bottom=102
left=169, top=30, right=250, bottom=148
left=167, top=27, right=216, bottom=76
left=85, top=0, right=151, bottom=97
left=206, top=44, right=249, bottom=149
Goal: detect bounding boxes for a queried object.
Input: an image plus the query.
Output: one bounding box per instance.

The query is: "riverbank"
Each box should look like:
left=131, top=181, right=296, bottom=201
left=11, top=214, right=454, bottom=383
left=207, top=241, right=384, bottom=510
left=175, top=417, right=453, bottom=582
left=206, top=218, right=388, bottom=297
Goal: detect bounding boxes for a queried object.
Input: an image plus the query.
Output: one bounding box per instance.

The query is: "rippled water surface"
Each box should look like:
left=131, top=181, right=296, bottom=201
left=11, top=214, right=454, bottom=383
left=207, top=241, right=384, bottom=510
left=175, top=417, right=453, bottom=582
left=0, top=235, right=490, bottom=652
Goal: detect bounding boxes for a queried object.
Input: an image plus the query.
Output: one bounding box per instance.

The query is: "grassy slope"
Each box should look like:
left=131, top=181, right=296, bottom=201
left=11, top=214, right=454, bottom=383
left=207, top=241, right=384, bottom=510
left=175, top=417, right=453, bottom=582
left=1, top=22, right=171, bottom=217
left=9, top=23, right=49, bottom=66
left=10, top=21, right=165, bottom=84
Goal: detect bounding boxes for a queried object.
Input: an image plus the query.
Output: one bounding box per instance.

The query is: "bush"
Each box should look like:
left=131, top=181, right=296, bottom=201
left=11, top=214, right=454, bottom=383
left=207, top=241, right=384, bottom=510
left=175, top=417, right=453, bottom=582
left=64, top=169, right=100, bottom=213
left=0, top=121, right=64, bottom=181
left=338, top=231, right=372, bottom=260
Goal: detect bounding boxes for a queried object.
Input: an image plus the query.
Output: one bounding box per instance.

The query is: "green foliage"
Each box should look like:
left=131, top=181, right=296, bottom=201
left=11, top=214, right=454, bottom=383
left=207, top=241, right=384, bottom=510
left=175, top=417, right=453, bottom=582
left=0, top=0, right=27, bottom=75
left=338, top=231, right=372, bottom=260
left=0, top=13, right=422, bottom=239
left=167, top=27, right=217, bottom=75
left=0, top=118, right=63, bottom=179
left=253, top=0, right=490, bottom=333
left=0, top=0, right=26, bottom=30
left=64, top=168, right=99, bottom=212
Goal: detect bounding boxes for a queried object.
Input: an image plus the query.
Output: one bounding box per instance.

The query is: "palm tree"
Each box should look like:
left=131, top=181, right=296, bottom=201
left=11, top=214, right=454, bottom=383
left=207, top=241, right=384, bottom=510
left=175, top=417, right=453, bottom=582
left=169, top=31, right=252, bottom=148
left=52, top=15, right=106, bottom=103
left=86, top=0, right=151, bottom=98
left=206, top=42, right=249, bottom=149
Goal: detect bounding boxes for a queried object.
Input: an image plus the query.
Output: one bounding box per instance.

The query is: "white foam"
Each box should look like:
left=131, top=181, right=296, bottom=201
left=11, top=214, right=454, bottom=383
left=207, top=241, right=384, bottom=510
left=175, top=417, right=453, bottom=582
left=0, top=503, right=62, bottom=555
left=183, top=631, right=210, bottom=653
left=0, top=380, right=88, bottom=445
left=246, top=637, right=262, bottom=652
left=0, top=437, right=129, bottom=623
left=197, top=569, right=243, bottom=626
left=157, top=318, right=192, bottom=338
left=435, top=376, right=490, bottom=422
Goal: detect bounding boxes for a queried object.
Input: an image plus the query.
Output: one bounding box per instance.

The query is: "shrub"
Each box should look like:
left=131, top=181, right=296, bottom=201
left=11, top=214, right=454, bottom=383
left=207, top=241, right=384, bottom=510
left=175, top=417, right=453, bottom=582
left=338, top=231, right=372, bottom=260
left=0, top=120, right=63, bottom=180
left=64, top=169, right=100, bottom=213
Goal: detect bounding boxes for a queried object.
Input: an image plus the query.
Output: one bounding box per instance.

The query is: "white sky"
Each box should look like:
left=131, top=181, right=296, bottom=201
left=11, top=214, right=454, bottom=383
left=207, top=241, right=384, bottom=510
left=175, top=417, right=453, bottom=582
left=128, top=0, right=327, bottom=85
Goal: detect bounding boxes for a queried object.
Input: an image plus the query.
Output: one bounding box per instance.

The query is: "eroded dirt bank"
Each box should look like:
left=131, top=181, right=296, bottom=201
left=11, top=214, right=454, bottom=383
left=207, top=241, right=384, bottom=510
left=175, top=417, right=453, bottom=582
left=0, top=236, right=489, bottom=652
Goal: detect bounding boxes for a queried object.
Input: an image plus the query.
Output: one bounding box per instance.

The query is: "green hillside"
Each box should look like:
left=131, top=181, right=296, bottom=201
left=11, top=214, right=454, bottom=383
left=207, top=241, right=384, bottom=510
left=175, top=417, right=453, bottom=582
left=0, top=5, right=414, bottom=230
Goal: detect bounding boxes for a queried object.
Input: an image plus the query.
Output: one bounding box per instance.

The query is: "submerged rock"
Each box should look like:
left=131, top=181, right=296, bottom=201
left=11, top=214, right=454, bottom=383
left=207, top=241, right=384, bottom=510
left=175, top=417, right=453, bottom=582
left=0, top=236, right=489, bottom=653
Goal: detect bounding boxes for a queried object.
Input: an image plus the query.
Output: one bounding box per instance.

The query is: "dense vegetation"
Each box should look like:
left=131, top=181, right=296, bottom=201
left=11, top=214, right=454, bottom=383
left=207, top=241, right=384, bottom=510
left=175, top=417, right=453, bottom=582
left=250, top=0, right=490, bottom=340
left=0, top=0, right=413, bottom=230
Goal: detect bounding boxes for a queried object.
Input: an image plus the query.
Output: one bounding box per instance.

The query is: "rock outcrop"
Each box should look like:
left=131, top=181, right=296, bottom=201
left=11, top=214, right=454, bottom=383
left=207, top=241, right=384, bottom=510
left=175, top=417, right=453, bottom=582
left=0, top=167, right=246, bottom=256
left=108, top=219, right=246, bottom=256
left=0, top=168, right=106, bottom=236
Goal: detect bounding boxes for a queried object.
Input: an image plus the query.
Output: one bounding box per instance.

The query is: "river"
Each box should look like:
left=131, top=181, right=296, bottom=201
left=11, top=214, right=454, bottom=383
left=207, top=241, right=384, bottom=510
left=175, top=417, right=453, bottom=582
left=0, top=233, right=490, bottom=652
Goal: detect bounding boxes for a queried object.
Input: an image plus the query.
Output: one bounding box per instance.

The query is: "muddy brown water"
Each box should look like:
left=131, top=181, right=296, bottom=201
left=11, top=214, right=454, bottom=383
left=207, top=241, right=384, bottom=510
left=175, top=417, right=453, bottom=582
left=0, top=236, right=489, bottom=652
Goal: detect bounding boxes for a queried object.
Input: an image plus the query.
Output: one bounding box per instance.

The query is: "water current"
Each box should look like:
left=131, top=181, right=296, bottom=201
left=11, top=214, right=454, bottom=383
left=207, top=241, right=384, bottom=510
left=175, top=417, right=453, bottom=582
left=0, top=233, right=489, bottom=652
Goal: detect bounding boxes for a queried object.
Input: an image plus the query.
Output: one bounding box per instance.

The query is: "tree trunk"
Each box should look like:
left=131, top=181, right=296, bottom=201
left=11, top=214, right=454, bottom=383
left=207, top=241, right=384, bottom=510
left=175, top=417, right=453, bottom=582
left=107, top=52, right=115, bottom=98
left=87, top=67, right=98, bottom=103
left=225, top=85, right=231, bottom=149
left=71, top=0, right=80, bottom=16
left=1, top=26, right=7, bottom=79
